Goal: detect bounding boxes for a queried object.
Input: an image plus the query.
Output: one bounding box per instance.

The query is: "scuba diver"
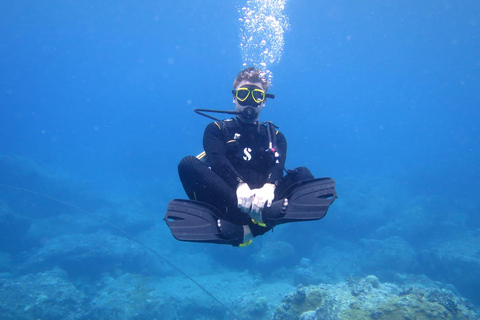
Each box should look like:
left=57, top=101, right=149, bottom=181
left=164, top=67, right=336, bottom=246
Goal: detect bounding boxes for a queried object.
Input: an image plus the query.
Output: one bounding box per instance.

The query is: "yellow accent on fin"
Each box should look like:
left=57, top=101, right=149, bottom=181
left=238, top=239, right=252, bottom=247
left=251, top=219, right=267, bottom=228
left=196, top=151, right=206, bottom=160
left=193, top=191, right=197, bottom=201
left=214, top=122, right=221, bottom=130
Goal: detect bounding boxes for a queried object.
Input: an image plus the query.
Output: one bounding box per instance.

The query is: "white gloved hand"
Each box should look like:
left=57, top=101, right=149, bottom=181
left=250, top=183, right=276, bottom=219
left=236, top=182, right=254, bottom=213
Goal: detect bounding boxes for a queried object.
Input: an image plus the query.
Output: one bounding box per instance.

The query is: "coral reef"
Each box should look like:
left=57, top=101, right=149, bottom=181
left=273, top=275, right=479, bottom=320
left=0, top=267, right=88, bottom=320
left=293, top=252, right=355, bottom=286
left=21, top=232, right=163, bottom=277
left=360, top=236, right=418, bottom=276
left=293, top=258, right=322, bottom=286
left=293, top=237, right=418, bottom=287
left=253, top=240, right=296, bottom=273
left=1, top=156, right=480, bottom=319
left=89, top=273, right=178, bottom=319
left=420, top=230, right=480, bottom=305
left=0, top=265, right=295, bottom=320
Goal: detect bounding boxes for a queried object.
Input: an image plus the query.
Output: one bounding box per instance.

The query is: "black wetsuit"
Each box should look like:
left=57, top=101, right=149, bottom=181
left=205, top=118, right=286, bottom=189
left=178, top=117, right=313, bottom=236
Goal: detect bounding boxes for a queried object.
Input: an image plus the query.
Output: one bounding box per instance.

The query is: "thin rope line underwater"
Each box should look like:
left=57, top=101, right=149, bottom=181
left=0, top=183, right=243, bottom=320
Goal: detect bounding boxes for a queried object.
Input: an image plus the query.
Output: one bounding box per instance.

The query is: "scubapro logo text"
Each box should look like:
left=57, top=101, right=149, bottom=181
left=243, top=148, right=252, bottom=161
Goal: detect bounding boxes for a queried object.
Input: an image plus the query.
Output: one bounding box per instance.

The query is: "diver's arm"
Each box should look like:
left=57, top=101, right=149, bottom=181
left=203, top=122, right=255, bottom=213
left=250, top=131, right=287, bottom=216
left=203, top=122, right=245, bottom=189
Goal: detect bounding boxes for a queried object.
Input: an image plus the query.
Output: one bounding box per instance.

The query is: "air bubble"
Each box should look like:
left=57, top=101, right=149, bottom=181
left=238, top=0, right=290, bottom=85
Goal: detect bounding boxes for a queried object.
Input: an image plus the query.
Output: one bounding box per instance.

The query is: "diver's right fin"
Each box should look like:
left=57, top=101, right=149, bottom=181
left=263, top=177, right=337, bottom=225
left=164, top=199, right=244, bottom=246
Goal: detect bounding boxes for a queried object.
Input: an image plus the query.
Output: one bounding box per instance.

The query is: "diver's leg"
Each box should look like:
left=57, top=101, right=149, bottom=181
left=178, top=156, right=250, bottom=225
left=274, top=167, right=314, bottom=199
left=261, top=175, right=336, bottom=226
left=244, top=167, right=315, bottom=237
left=178, top=156, right=235, bottom=207
left=257, top=167, right=322, bottom=227
left=248, top=221, right=272, bottom=237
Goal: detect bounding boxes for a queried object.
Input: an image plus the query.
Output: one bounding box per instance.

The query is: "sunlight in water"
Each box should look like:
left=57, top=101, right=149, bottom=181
left=238, top=0, right=290, bottom=84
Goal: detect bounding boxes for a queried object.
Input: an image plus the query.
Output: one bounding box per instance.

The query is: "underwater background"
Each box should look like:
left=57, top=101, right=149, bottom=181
left=1, top=0, right=479, bottom=319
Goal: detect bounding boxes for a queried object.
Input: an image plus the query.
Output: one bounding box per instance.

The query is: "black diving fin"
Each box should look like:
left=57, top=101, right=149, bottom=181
left=164, top=199, right=244, bottom=246
left=164, top=178, right=337, bottom=245
left=262, top=177, right=337, bottom=225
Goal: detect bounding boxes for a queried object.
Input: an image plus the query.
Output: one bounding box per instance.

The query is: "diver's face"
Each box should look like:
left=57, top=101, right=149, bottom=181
left=233, top=80, right=266, bottom=123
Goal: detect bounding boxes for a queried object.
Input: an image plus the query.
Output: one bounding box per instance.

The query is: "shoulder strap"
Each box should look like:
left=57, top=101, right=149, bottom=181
left=261, top=121, right=279, bottom=152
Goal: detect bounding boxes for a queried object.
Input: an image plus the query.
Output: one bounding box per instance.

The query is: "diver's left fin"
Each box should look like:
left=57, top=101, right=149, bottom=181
left=263, top=177, right=337, bottom=225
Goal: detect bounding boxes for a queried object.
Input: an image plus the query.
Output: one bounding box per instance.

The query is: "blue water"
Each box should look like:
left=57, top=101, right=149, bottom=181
left=1, top=0, right=479, bottom=318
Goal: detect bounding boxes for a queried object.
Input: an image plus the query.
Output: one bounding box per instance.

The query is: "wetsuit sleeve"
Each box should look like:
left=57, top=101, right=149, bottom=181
left=203, top=122, right=245, bottom=188
left=266, top=131, right=287, bottom=185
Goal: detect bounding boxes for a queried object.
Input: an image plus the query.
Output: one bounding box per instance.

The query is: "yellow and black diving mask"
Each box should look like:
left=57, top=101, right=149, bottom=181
left=232, top=85, right=275, bottom=107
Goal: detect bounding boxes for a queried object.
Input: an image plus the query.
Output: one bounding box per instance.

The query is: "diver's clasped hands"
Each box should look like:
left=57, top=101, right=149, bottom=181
left=236, top=182, right=276, bottom=222
left=251, top=183, right=275, bottom=215
left=236, top=182, right=254, bottom=214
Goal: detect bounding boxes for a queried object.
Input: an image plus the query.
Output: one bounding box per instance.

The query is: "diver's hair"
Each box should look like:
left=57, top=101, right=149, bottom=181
left=233, top=67, right=270, bottom=91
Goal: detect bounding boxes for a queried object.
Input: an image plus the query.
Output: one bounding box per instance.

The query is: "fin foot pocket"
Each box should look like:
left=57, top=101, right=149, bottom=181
left=264, top=178, right=337, bottom=225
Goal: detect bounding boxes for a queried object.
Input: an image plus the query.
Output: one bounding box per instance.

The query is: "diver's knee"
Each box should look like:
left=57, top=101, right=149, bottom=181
left=178, top=156, right=200, bottom=176
left=178, top=155, right=197, bottom=169
left=293, top=167, right=314, bottom=181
